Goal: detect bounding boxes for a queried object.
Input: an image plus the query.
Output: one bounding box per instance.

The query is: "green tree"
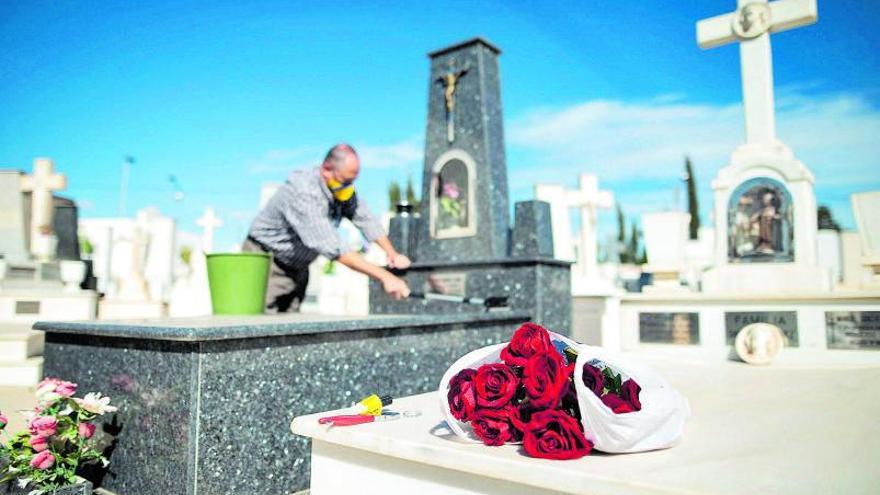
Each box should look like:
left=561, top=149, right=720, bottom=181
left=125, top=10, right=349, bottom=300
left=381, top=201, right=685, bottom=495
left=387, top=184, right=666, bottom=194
left=405, top=176, right=421, bottom=213
left=388, top=181, right=401, bottom=212
left=628, top=223, right=640, bottom=265
left=616, top=204, right=628, bottom=263
left=685, top=156, right=700, bottom=240
left=817, top=205, right=841, bottom=231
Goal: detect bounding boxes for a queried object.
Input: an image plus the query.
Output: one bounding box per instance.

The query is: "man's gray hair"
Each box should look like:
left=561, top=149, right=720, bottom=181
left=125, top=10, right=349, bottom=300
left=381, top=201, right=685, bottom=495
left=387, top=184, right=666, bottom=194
left=322, top=143, right=357, bottom=170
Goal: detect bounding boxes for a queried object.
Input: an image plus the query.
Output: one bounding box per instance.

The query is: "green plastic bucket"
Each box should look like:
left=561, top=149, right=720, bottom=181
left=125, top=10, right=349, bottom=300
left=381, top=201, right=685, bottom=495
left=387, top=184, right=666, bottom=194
left=206, top=252, right=271, bottom=315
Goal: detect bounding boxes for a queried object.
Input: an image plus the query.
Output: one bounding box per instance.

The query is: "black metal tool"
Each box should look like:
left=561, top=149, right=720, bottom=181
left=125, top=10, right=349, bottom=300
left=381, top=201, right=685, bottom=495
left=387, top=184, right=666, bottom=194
left=408, top=291, right=509, bottom=309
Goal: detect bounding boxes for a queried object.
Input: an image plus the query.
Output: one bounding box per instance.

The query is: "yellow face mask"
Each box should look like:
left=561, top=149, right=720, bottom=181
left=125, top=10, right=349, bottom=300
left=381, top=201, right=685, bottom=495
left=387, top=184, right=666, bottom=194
left=327, top=176, right=355, bottom=202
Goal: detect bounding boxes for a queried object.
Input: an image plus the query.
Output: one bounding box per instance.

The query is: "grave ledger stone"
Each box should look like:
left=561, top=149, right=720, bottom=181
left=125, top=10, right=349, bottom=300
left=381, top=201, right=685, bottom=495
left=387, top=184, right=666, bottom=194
left=372, top=38, right=572, bottom=334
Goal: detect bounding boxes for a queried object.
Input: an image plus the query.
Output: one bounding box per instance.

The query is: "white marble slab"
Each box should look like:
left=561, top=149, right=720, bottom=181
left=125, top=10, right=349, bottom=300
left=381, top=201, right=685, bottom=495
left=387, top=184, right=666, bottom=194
left=292, top=353, right=880, bottom=494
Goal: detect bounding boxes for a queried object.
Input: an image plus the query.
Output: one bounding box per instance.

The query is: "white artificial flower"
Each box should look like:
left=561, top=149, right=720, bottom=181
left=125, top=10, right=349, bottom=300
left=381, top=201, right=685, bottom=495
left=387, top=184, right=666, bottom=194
left=58, top=405, right=74, bottom=416
left=17, top=477, right=30, bottom=488
left=75, top=392, right=118, bottom=415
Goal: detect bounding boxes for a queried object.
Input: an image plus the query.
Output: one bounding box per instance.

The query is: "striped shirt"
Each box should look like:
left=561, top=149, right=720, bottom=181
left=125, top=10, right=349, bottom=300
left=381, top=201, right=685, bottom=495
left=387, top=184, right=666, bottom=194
left=247, top=167, right=385, bottom=269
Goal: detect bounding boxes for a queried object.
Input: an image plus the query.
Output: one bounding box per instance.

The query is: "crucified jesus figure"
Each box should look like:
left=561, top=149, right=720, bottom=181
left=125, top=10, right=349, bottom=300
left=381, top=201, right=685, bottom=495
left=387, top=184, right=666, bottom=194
left=436, top=63, right=469, bottom=143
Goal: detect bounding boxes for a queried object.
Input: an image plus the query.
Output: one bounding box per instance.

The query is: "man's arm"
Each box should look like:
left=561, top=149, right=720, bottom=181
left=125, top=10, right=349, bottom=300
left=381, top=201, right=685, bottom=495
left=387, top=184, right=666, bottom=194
left=347, top=196, right=411, bottom=269
left=337, top=250, right=410, bottom=300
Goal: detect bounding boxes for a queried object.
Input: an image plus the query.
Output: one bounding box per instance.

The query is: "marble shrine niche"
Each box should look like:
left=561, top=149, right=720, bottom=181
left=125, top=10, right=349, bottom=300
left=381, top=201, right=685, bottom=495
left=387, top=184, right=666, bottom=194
left=727, top=177, right=793, bottom=263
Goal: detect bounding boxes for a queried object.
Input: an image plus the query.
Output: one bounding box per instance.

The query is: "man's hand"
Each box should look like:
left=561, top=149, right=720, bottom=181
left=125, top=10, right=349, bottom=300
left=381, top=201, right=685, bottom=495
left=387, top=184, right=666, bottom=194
left=337, top=250, right=411, bottom=300
left=387, top=253, right=412, bottom=270
left=382, top=274, right=411, bottom=300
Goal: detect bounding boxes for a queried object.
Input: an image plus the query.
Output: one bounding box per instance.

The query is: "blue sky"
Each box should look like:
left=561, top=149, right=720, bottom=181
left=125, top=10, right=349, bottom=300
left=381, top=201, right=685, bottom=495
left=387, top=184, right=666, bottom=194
left=1, top=0, right=879, bottom=251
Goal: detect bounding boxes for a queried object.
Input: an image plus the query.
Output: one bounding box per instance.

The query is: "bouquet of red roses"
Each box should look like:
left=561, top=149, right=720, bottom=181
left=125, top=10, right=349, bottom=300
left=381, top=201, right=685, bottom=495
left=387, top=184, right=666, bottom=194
left=440, top=322, right=689, bottom=458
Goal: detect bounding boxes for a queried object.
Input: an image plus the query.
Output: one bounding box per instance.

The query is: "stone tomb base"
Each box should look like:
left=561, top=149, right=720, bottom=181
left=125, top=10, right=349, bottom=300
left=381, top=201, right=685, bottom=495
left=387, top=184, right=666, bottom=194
left=370, top=258, right=572, bottom=336
left=293, top=353, right=880, bottom=494
left=35, top=312, right=529, bottom=495
left=585, top=291, right=880, bottom=362
left=0, top=288, right=96, bottom=385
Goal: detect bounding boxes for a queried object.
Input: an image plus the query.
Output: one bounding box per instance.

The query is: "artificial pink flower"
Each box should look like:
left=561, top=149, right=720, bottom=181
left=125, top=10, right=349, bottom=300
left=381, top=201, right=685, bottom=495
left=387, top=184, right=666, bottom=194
left=30, top=450, right=55, bottom=470
left=36, top=378, right=63, bottom=403
left=79, top=422, right=96, bottom=439
left=55, top=381, right=78, bottom=398
left=442, top=182, right=460, bottom=200
left=0, top=411, right=7, bottom=430
left=36, top=377, right=62, bottom=391
left=28, top=435, right=48, bottom=452
left=28, top=416, right=57, bottom=437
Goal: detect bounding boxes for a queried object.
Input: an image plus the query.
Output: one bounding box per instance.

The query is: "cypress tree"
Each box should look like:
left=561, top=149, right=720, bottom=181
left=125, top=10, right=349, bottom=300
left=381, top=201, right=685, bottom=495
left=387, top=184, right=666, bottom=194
left=629, top=223, right=640, bottom=265
left=685, top=156, right=700, bottom=240
left=405, top=176, right=420, bottom=213
left=616, top=204, right=628, bottom=263
left=388, top=181, right=401, bottom=212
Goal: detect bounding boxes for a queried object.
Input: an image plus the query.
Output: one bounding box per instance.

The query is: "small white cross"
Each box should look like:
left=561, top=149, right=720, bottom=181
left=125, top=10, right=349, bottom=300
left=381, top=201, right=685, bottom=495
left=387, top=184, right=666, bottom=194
left=536, top=174, right=613, bottom=278
left=696, top=0, right=817, bottom=145
left=196, top=207, right=223, bottom=253
left=20, top=158, right=67, bottom=261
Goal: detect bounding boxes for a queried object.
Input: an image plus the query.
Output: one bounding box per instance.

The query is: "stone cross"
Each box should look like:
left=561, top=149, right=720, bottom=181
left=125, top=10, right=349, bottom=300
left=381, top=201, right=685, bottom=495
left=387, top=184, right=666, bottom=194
left=196, top=207, right=223, bottom=253
left=697, top=0, right=817, bottom=144
left=536, top=174, right=614, bottom=279
left=20, top=158, right=67, bottom=261
left=568, top=175, right=614, bottom=279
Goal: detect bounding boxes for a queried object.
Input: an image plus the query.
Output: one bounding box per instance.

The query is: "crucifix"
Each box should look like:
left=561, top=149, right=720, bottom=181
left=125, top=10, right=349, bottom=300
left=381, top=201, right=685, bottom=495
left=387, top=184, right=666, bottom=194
left=197, top=207, right=223, bottom=253
left=697, top=0, right=817, bottom=145
left=20, top=158, right=67, bottom=262
left=436, top=61, right=470, bottom=143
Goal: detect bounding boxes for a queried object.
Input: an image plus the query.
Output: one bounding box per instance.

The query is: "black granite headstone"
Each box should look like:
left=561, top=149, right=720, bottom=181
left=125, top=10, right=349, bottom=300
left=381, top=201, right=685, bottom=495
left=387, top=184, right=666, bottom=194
left=372, top=38, right=571, bottom=334
left=53, top=196, right=81, bottom=261
left=639, top=312, right=700, bottom=344
left=417, top=37, right=509, bottom=262
left=725, top=311, right=798, bottom=346
left=825, top=311, right=880, bottom=350
left=511, top=201, right=554, bottom=258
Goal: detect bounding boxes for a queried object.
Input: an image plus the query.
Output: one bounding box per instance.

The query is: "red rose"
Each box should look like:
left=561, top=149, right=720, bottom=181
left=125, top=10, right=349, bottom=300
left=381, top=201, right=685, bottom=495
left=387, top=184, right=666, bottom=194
left=523, top=350, right=572, bottom=409
left=500, top=322, right=553, bottom=367
left=523, top=409, right=592, bottom=460
left=474, top=363, right=518, bottom=408
left=601, top=392, right=635, bottom=414
left=581, top=363, right=605, bottom=397
left=471, top=407, right=521, bottom=446
left=447, top=369, right=478, bottom=422
left=620, top=379, right=642, bottom=411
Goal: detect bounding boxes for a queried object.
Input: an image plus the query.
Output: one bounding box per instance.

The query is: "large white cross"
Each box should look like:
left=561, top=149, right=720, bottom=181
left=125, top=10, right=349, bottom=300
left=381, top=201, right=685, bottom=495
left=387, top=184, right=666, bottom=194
left=20, top=158, right=67, bottom=261
left=196, top=207, right=223, bottom=253
left=535, top=174, right=613, bottom=278
left=697, top=0, right=817, bottom=145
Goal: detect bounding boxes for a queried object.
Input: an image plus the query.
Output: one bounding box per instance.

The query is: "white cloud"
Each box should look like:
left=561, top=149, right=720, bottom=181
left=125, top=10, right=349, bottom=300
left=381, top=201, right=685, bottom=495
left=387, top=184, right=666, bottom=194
left=356, top=137, right=423, bottom=170
left=506, top=88, right=880, bottom=229
left=246, top=137, right=423, bottom=175
left=508, top=88, right=880, bottom=183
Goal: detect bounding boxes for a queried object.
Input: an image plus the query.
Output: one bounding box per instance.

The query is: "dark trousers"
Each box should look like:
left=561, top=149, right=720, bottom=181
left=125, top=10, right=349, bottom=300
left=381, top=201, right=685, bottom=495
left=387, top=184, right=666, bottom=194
left=241, top=238, right=310, bottom=314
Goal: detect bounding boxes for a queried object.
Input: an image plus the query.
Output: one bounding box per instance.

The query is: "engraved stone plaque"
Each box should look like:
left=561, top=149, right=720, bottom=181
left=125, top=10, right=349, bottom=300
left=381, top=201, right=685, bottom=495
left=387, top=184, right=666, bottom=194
left=726, top=311, right=798, bottom=347
left=425, top=272, right=467, bottom=297
left=639, top=312, right=700, bottom=345
left=826, top=311, right=880, bottom=350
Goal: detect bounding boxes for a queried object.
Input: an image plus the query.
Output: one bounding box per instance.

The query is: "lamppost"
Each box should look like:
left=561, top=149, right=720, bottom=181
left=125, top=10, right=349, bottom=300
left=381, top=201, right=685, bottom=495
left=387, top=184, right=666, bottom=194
left=119, top=155, right=135, bottom=216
